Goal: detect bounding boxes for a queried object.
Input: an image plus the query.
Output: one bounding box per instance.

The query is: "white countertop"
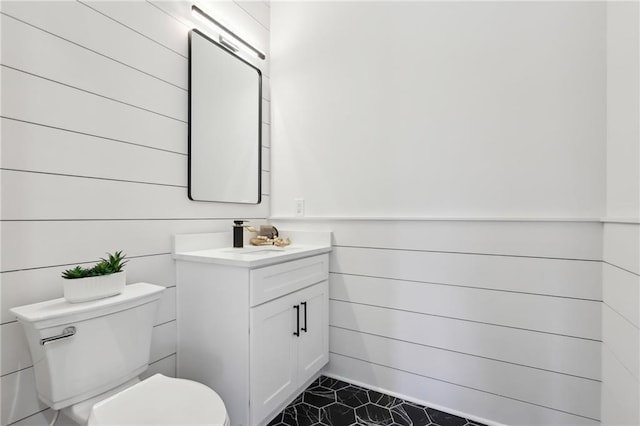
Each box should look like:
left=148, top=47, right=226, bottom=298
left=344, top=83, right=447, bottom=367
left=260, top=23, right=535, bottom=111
left=172, top=230, right=332, bottom=268
left=173, top=244, right=331, bottom=268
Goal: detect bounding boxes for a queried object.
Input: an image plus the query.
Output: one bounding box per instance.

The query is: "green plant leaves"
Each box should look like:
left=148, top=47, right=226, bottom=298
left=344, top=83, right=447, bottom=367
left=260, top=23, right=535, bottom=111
left=61, top=266, right=89, bottom=279
left=61, top=251, right=128, bottom=279
left=100, top=250, right=128, bottom=273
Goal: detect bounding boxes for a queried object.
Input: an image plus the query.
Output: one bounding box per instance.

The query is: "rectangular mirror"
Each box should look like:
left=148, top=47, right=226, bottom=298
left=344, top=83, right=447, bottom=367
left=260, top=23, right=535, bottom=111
left=189, top=28, right=262, bottom=203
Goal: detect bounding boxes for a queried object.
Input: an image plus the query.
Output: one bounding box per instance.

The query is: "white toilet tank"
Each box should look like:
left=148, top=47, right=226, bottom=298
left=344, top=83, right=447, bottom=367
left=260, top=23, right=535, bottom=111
left=10, top=283, right=165, bottom=410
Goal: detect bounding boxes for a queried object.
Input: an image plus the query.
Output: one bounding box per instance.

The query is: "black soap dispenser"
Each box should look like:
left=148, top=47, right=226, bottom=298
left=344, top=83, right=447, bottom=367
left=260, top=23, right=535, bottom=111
left=233, top=220, right=246, bottom=248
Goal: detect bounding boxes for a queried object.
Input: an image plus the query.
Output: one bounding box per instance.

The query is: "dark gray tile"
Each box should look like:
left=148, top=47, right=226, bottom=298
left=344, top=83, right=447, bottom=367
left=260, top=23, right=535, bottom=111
left=266, top=415, right=283, bottom=426
left=355, top=403, right=394, bottom=425
left=336, top=385, right=370, bottom=408
left=321, top=402, right=357, bottom=425
left=305, top=387, right=337, bottom=408
left=267, top=407, right=300, bottom=426
left=425, top=408, right=467, bottom=426
left=281, top=402, right=321, bottom=426
left=391, top=403, right=432, bottom=426
left=367, top=390, right=403, bottom=408
left=280, top=404, right=299, bottom=425
left=390, top=406, right=413, bottom=426
left=293, top=393, right=304, bottom=405
left=320, top=376, right=352, bottom=391
left=271, top=376, right=480, bottom=426
left=306, top=378, right=328, bottom=392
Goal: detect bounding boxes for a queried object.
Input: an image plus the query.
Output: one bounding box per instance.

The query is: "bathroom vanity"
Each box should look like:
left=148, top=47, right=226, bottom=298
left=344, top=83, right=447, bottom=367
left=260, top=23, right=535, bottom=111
left=173, top=231, right=331, bottom=426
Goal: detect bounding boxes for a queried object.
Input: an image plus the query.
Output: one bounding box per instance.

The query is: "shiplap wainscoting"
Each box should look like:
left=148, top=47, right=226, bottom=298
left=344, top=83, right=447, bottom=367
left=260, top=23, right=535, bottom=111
left=601, top=224, right=640, bottom=425
left=601, top=2, right=640, bottom=424
left=273, top=220, right=603, bottom=426
left=0, top=1, right=270, bottom=425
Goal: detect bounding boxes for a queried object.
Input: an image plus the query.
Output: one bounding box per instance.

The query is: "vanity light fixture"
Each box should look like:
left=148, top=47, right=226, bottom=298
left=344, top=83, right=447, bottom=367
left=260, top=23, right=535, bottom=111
left=218, top=36, right=239, bottom=54
left=191, top=5, right=266, bottom=60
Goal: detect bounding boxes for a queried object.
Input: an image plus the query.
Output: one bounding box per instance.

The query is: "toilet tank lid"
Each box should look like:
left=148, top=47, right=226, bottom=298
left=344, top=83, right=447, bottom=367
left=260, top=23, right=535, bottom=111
left=10, top=283, right=165, bottom=328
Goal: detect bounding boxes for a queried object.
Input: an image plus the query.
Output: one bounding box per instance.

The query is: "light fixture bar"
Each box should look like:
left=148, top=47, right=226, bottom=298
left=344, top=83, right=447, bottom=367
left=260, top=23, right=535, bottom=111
left=218, top=36, right=239, bottom=53
left=192, top=5, right=265, bottom=60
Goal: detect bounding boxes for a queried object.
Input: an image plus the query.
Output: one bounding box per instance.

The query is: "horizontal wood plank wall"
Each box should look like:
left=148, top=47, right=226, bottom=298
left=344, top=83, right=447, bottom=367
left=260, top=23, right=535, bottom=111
left=0, top=1, right=270, bottom=425
left=601, top=223, right=640, bottom=425
left=273, top=219, right=602, bottom=426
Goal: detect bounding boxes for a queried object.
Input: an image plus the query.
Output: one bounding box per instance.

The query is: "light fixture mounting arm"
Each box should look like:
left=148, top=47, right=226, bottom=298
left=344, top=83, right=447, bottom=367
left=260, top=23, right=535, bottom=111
left=191, top=5, right=266, bottom=60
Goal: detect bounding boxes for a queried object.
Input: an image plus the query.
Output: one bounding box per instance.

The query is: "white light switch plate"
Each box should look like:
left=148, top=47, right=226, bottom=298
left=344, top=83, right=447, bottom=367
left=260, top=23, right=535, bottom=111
left=295, top=198, right=305, bottom=217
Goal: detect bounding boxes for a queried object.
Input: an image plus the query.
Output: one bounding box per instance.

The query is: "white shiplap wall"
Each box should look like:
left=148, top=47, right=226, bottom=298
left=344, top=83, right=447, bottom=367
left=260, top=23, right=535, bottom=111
left=601, top=3, right=640, bottom=424
left=0, top=1, right=270, bottom=425
left=601, top=223, right=640, bottom=425
left=273, top=219, right=602, bottom=426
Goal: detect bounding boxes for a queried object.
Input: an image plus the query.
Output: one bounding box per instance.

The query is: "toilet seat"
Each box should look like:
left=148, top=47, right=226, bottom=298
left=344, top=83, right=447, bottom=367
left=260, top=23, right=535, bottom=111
left=87, top=374, right=229, bottom=426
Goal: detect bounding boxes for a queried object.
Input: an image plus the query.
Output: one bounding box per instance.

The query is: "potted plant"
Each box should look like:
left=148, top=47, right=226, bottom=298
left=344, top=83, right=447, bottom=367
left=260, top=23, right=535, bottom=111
left=61, top=251, right=128, bottom=303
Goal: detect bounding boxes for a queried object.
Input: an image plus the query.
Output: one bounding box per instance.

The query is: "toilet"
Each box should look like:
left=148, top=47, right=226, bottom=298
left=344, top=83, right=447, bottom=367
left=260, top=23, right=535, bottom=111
left=10, top=282, right=230, bottom=426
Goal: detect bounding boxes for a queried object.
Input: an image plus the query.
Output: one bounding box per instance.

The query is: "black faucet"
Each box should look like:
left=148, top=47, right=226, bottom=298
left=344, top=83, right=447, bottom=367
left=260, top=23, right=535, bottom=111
left=233, top=220, right=246, bottom=248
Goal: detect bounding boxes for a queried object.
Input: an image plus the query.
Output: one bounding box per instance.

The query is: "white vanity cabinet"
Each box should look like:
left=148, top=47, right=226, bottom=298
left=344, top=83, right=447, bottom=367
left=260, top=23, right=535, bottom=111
left=250, top=280, right=328, bottom=423
left=175, top=242, right=330, bottom=426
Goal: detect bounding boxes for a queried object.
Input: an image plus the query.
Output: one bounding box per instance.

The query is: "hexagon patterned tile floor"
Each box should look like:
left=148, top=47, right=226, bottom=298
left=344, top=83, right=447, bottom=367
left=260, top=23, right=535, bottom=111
left=266, top=376, right=487, bottom=426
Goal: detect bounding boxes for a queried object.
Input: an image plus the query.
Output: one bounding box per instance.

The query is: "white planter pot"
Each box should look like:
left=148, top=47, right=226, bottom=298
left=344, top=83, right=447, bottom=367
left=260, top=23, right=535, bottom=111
left=63, top=271, right=126, bottom=303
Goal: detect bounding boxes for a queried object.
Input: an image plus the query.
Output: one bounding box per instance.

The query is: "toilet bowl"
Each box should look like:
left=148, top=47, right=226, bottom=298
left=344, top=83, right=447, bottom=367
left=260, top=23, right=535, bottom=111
left=10, top=283, right=230, bottom=426
left=87, top=374, right=229, bottom=426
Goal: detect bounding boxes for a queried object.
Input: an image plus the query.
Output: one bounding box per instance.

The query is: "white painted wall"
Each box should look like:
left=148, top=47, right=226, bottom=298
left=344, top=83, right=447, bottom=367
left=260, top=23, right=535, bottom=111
left=601, top=3, right=640, bottom=425
left=0, top=2, right=270, bottom=425
left=271, top=1, right=606, bottom=220
left=606, top=2, right=640, bottom=222
left=270, top=2, right=607, bottom=425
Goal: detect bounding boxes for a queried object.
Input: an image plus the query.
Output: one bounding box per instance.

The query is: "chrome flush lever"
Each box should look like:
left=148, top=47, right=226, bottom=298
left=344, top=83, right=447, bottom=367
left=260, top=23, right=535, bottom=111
left=40, top=326, right=76, bottom=345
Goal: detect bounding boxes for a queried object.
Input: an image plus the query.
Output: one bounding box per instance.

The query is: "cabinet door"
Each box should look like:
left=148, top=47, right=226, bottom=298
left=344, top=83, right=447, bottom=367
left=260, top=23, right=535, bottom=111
left=250, top=292, right=298, bottom=424
left=297, top=281, right=329, bottom=385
